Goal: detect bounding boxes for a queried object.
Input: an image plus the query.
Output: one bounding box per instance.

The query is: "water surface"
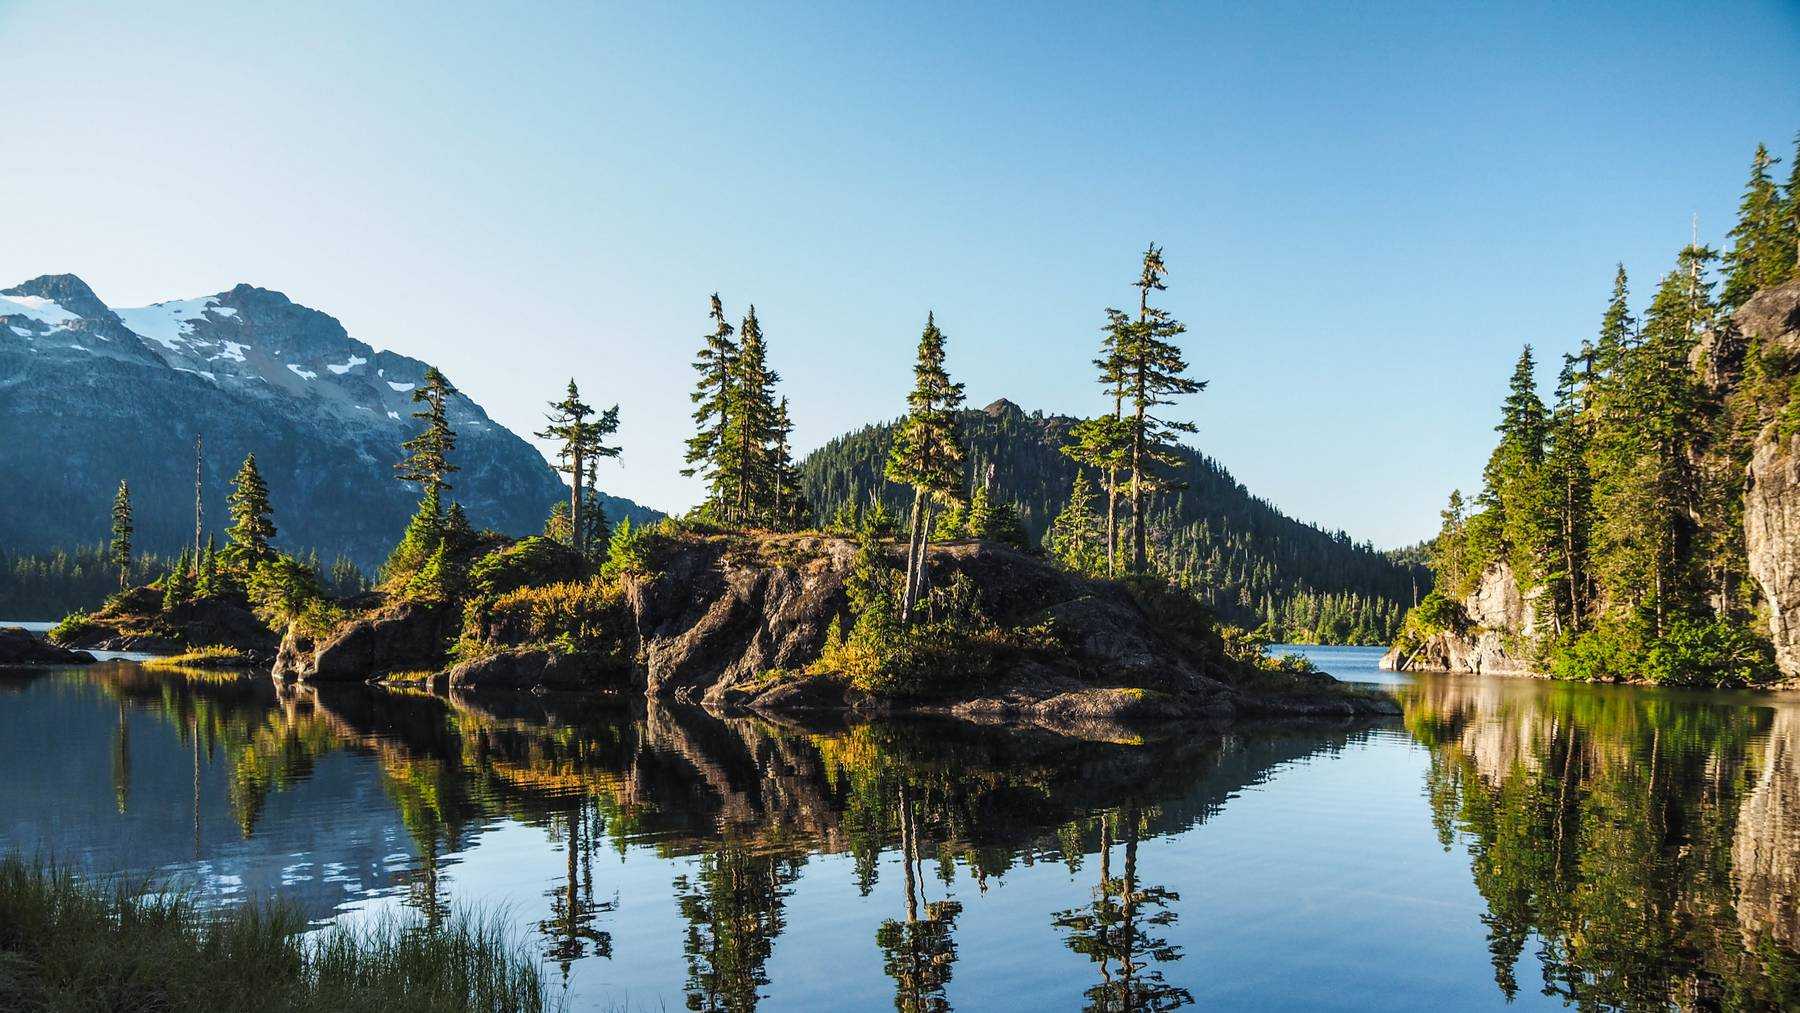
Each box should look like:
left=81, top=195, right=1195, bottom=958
left=2, top=648, right=1796, bottom=1011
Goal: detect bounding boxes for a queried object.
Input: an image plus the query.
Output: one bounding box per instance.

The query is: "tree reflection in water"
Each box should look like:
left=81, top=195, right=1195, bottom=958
left=25, top=662, right=1800, bottom=1010
left=1403, top=676, right=1800, bottom=1010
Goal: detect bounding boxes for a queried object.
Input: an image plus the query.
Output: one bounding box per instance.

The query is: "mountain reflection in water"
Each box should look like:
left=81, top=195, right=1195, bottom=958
left=1, top=656, right=1797, bottom=1011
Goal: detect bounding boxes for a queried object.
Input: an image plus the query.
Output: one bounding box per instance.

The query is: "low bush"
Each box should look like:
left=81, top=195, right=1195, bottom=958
left=46, top=611, right=97, bottom=646
left=467, top=537, right=587, bottom=600
left=464, top=577, right=635, bottom=667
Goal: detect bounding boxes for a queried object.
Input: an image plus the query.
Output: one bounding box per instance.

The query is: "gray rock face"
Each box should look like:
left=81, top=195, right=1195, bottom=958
left=447, top=647, right=619, bottom=692
left=1380, top=562, right=1537, bottom=676
left=0, top=274, right=656, bottom=567
left=1748, top=432, right=1800, bottom=683
left=1736, top=279, right=1800, bottom=684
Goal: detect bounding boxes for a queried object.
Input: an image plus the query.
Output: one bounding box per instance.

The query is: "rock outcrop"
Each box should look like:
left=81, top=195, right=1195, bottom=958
left=0, top=626, right=96, bottom=665
left=1736, top=279, right=1800, bottom=684
left=52, top=587, right=278, bottom=656
left=1380, top=562, right=1537, bottom=675
left=274, top=532, right=1391, bottom=724
left=274, top=600, right=454, bottom=681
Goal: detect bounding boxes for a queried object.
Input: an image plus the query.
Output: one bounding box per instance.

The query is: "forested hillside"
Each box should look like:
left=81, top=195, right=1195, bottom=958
left=801, top=398, right=1426, bottom=643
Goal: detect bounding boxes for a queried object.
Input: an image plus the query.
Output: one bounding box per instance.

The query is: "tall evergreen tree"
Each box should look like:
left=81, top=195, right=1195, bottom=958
left=722, top=307, right=782, bottom=524
left=770, top=398, right=807, bottom=532
left=1722, top=143, right=1792, bottom=308
left=396, top=366, right=460, bottom=513
left=224, top=453, right=276, bottom=567
left=1116, top=243, right=1205, bottom=574
left=884, top=312, right=966, bottom=622
left=683, top=294, right=740, bottom=494
left=537, top=380, right=620, bottom=554
left=1542, top=356, right=1592, bottom=634
left=109, top=480, right=133, bottom=590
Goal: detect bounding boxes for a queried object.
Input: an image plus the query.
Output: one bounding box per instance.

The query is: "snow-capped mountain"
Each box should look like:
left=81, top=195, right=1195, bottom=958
left=0, top=274, right=654, bottom=566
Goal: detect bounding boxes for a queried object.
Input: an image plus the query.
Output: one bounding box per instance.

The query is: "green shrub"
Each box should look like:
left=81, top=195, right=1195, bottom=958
left=469, top=577, right=635, bottom=667
left=46, top=611, right=97, bottom=646
left=247, top=555, right=342, bottom=637
left=1641, top=614, right=1777, bottom=687
left=466, top=537, right=587, bottom=600
left=599, top=518, right=654, bottom=581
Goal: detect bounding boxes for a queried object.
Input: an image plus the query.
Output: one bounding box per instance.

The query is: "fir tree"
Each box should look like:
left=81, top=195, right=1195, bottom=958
left=1541, top=356, right=1593, bottom=634
left=1722, top=143, right=1793, bottom=308
left=537, top=379, right=621, bottom=554
left=109, top=480, right=133, bottom=590
left=397, top=366, right=460, bottom=510
left=722, top=307, right=782, bottom=524
left=884, top=312, right=966, bottom=622
left=1047, top=471, right=1104, bottom=576
left=683, top=294, right=740, bottom=493
left=1115, top=243, right=1205, bottom=574
left=224, top=453, right=276, bottom=567
left=770, top=398, right=807, bottom=532
left=196, top=536, right=220, bottom=598
left=162, top=548, right=192, bottom=611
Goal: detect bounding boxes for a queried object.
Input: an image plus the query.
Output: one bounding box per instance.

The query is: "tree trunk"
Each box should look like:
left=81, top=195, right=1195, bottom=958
left=1130, top=389, right=1147, bottom=575
left=902, top=486, right=926, bottom=624
left=570, top=447, right=585, bottom=553
left=913, top=499, right=935, bottom=619
left=1104, top=472, right=1117, bottom=577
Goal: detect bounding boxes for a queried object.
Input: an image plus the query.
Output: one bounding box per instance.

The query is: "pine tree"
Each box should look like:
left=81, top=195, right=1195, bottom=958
left=770, top=398, right=807, bottom=532
left=1061, top=412, right=1130, bottom=576
left=1047, top=471, right=1104, bottom=575
left=162, top=549, right=192, bottom=611
left=197, top=536, right=221, bottom=598
left=884, top=312, right=966, bottom=622
left=1722, top=143, right=1792, bottom=308
left=1116, top=244, right=1205, bottom=574
left=1787, top=132, right=1800, bottom=282
left=722, top=307, right=782, bottom=524
left=224, top=453, right=276, bottom=567
left=1541, top=356, right=1592, bottom=634
left=537, top=380, right=620, bottom=554
left=397, top=366, right=460, bottom=510
left=684, top=294, right=740, bottom=494
left=109, top=480, right=133, bottom=590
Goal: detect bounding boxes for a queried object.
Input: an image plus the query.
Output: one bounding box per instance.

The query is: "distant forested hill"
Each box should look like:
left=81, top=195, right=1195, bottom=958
left=800, top=398, right=1428, bottom=644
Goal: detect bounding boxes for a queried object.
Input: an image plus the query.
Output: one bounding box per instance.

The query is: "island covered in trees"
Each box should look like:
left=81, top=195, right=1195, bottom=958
left=32, top=246, right=1397, bottom=726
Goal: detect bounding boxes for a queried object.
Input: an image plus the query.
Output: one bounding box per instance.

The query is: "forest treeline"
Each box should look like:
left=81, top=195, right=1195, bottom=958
left=800, top=404, right=1421, bottom=644
left=1397, top=134, right=1800, bottom=685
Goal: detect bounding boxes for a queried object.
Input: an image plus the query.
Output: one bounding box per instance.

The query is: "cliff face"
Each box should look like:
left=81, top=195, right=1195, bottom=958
left=1380, top=561, right=1537, bottom=675
left=1736, top=280, right=1800, bottom=684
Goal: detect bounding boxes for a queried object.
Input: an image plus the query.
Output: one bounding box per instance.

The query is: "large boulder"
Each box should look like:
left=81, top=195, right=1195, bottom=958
left=446, top=646, right=629, bottom=692
left=0, top=627, right=96, bottom=665
left=274, top=600, right=454, bottom=682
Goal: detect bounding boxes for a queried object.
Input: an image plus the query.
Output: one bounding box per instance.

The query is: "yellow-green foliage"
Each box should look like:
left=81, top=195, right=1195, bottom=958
left=46, top=611, right=98, bottom=646
left=465, top=576, right=634, bottom=663
left=144, top=645, right=249, bottom=670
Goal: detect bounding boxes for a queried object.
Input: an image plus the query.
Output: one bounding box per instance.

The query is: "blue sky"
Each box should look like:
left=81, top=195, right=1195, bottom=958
left=3, top=1, right=1797, bottom=546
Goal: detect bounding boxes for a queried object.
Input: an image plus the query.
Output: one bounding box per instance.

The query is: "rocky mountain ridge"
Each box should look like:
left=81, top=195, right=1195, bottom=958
left=1, top=273, right=657, bottom=566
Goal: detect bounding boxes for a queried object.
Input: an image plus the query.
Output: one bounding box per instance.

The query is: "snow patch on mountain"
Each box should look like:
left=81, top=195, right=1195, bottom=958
left=387, top=380, right=415, bottom=392
left=115, top=297, right=233, bottom=351
left=0, top=293, right=79, bottom=327
left=326, top=354, right=367, bottom=375
left=287, top=364, right=319, bottom=381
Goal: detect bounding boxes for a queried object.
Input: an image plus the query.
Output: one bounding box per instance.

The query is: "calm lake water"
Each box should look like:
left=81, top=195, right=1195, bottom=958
left=3, top=646, right=1798, bottom=1011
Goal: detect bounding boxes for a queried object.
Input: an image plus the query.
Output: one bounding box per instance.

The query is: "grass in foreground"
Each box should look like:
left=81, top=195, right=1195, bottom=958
left=0, top=857, right=552, bottom=1013
left=143, top=645, right=251, bottom=670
